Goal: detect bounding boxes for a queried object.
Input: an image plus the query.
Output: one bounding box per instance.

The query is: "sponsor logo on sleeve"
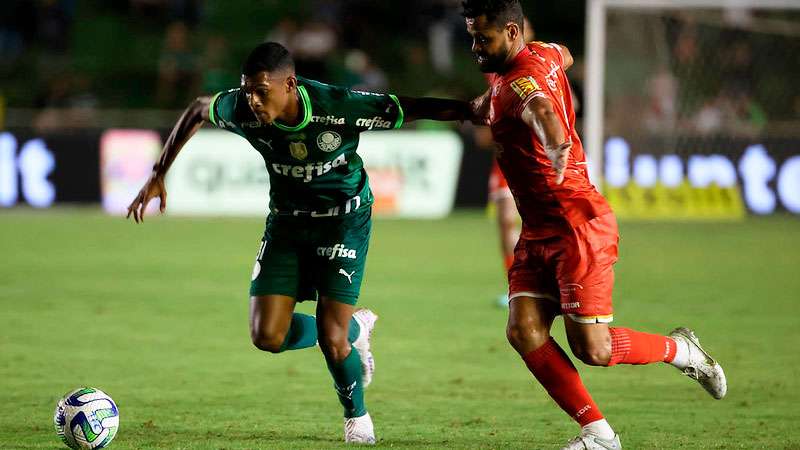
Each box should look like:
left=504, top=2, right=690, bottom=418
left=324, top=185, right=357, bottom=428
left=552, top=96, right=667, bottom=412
left=356, top=116, right=392, bottom=130
left=510, top=76, right=541, bottom=99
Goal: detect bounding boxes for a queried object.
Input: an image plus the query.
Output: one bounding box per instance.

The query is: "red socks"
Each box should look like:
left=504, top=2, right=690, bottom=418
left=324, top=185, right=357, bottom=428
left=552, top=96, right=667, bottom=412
left=523, top=338, right=604, bottom=426
left=522, top=330, right=677, bottom=426
left=608, top=327, right=677, bottom=366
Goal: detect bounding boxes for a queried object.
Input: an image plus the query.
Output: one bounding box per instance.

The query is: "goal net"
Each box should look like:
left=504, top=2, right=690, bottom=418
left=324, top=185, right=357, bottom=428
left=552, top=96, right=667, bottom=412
left=584, top=0, right=800, bottom=218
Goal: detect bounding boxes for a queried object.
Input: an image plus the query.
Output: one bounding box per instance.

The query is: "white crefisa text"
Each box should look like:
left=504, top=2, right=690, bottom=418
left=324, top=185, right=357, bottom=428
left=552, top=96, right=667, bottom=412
left=271, top=154, right=347, bottom=182
left=317, top=244, right=358, bottom=260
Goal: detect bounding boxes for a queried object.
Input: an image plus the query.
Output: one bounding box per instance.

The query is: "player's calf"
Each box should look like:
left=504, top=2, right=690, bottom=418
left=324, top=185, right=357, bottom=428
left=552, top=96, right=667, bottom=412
left=318, top=332, right=352, bottom=363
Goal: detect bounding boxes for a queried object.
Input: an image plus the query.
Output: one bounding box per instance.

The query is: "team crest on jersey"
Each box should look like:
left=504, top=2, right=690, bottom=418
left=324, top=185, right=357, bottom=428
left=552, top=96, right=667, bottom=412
left=289, top=142, right=308, bottom=160
left=510, top=76, right=541, bottom=99
left=317, top=131, right=342, bottom=152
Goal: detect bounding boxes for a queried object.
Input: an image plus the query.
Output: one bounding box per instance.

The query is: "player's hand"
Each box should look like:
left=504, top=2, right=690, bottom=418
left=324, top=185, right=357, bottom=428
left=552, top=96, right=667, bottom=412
left=469, top=95, right=490, bottom=125
left=545, top=142, right=572, bottom=185
left=126, top=174, right=167, bottom=223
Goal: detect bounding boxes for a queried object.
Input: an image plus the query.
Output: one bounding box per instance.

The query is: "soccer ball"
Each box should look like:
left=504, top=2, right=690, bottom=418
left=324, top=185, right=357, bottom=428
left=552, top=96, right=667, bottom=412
left=54, top=387, right=119, bottom=449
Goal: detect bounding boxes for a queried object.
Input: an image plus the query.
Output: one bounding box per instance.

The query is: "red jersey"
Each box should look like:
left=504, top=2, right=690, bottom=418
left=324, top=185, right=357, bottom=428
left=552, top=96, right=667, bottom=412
left=487, top=42, right=611, bottom=239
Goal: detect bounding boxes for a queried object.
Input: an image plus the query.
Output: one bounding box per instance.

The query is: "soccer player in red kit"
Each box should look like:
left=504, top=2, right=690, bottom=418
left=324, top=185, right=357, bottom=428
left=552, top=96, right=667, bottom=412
left=462, top=1, right=727, bottom=448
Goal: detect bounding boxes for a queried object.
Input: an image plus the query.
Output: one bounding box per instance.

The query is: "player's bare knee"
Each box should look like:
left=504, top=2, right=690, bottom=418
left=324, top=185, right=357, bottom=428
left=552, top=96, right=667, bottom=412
left=250, top=331, right=285, bottom=353
left=506, top=320, right=549, bottom=353
left=572, top=341, right=611, bottom=366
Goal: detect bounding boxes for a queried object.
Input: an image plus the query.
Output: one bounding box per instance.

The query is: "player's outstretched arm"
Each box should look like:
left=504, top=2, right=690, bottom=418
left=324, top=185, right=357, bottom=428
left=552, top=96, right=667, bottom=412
left=520, top=96, right=571, bottom=185
left=396, top=96, right=475, bottom=123
left=127, top=96, right=213, bottom=223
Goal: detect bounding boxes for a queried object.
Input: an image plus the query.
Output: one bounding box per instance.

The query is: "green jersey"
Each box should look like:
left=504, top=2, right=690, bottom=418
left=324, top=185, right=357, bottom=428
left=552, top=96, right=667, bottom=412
left=208, top=77, right=404, bottom=216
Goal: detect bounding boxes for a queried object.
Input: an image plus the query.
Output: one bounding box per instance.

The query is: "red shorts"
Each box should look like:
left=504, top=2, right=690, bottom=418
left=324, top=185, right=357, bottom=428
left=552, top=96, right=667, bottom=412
left=488, top=160, right=512, bottom=202
left=508, top=213, right=619, bottom=323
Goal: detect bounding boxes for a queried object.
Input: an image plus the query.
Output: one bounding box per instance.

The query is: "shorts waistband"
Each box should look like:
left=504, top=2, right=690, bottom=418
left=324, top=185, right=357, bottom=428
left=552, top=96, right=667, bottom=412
left=271, top=196, right=366, bottom=218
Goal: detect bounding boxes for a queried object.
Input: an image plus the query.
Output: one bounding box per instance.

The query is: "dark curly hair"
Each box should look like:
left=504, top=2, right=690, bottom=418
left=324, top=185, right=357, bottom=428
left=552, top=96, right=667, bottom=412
left=461, top=0, right=524, bottom=29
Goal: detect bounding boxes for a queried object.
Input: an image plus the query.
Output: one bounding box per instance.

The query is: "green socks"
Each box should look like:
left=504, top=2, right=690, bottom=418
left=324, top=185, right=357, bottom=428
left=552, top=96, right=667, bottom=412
left=326, top=345, right=367, bottom=418
left=279, top=313, right=361, bottom=351
left=277, top=313, right=366, bottom=417
left=279, top=313, right=318, bottom=351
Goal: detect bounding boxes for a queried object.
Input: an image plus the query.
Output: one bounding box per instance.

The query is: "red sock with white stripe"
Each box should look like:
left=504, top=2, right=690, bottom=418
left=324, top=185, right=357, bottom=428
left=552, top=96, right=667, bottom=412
left=608, top=327, right=678, bottom=366
left=522, top=338, right=605, bottom=426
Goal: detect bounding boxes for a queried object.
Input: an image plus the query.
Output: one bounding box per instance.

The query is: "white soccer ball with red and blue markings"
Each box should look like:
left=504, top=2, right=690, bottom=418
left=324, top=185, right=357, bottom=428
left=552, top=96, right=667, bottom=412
left=54, top=387, right=119, bottom=449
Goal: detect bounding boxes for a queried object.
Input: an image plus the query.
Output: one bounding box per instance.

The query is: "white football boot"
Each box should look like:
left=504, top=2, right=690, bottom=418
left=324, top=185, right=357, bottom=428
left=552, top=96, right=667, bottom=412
left=669, top=327, right=727, bottom=399
left=562, top=433, right=622, bottom=450
left=352, top=308, right=378, bottom=388
left=344, top=412, right=376, bottom=444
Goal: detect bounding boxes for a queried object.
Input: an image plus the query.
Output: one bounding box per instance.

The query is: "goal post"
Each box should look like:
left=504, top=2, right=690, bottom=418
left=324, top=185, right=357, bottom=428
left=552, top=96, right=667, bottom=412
left=584, top=0, right=800, bottom=218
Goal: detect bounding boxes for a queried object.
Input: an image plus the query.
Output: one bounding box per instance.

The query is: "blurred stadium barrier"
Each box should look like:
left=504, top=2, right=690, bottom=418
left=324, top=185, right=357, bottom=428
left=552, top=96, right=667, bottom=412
left=1, top=125, right=798, bottom=216
left=0, top=128, right=467, bottom=218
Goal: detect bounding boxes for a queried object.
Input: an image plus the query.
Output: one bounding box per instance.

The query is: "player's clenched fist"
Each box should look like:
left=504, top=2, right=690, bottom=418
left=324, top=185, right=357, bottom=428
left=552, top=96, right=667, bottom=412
left=126, top=174, right=167, bottom=223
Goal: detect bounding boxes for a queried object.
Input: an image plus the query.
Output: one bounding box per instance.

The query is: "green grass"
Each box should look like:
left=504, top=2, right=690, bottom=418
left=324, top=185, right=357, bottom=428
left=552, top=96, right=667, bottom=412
left=1, top=210, right=799, bottom=449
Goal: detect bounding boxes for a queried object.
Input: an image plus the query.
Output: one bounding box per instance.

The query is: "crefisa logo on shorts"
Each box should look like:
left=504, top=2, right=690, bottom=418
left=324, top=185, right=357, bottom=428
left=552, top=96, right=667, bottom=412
left=317, top=244, right=357, bottom=260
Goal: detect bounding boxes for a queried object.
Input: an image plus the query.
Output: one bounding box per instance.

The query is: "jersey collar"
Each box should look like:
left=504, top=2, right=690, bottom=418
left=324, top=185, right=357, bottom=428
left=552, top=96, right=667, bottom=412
left=273, top=85, right=312, bottom=132
left=499, top=43, right=530, bottom=75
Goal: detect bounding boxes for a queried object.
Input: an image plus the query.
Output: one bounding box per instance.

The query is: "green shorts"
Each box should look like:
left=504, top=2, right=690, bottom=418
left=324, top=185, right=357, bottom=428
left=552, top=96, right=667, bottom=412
left=249, top=208, right=371, bottom=305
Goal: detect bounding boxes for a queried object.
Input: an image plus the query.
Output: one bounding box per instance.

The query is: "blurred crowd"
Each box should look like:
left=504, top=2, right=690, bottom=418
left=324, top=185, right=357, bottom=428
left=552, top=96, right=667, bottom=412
left=1, top=1, right=798, bottom=136
left=605, top=9, right=800, bottom=139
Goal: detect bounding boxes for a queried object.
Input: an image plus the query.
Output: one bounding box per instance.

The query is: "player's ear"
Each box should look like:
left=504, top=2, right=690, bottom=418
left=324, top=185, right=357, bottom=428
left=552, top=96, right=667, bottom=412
left=506, top=22, right=520, bottom=41
left=285, top=75, right=297, bottom=93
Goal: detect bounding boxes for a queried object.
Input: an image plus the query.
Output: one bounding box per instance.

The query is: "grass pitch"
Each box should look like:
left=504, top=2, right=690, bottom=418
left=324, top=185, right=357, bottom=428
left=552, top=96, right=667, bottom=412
left=1, top=210, right=798, bottom=449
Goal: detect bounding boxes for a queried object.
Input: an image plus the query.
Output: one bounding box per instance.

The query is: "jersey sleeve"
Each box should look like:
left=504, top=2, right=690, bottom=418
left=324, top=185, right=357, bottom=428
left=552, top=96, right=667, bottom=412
left=506, top=74, right=550, bottom=119
left=548, top=43, right=566, bottom=66
left=504, top=42, right=569, bottom=119
left=208, top=88, right=247, bottom=137
left=344, top=89, right=404, bottom=132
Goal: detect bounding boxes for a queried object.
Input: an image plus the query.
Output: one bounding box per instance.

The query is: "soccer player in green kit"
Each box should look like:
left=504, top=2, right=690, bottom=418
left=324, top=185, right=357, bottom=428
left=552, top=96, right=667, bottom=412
left=127, top=42, right=473, bottom=444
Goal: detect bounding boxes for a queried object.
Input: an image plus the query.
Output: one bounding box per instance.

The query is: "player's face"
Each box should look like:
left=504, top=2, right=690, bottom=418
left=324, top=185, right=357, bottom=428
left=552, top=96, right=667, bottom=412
left=466, top=15, right=517, bottom=73
left=242, top=71, right=296, bottom=124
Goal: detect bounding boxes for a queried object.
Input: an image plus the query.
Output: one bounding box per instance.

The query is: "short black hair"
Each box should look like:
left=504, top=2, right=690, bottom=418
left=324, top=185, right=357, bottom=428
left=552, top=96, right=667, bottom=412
left=242, top=42, right=295, bottom=77
left=461, top=0, right=524, bottom=30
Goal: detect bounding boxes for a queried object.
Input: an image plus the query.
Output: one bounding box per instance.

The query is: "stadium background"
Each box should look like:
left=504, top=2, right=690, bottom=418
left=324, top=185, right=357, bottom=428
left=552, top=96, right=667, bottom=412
left=1, top=1, right=799, bottom=449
